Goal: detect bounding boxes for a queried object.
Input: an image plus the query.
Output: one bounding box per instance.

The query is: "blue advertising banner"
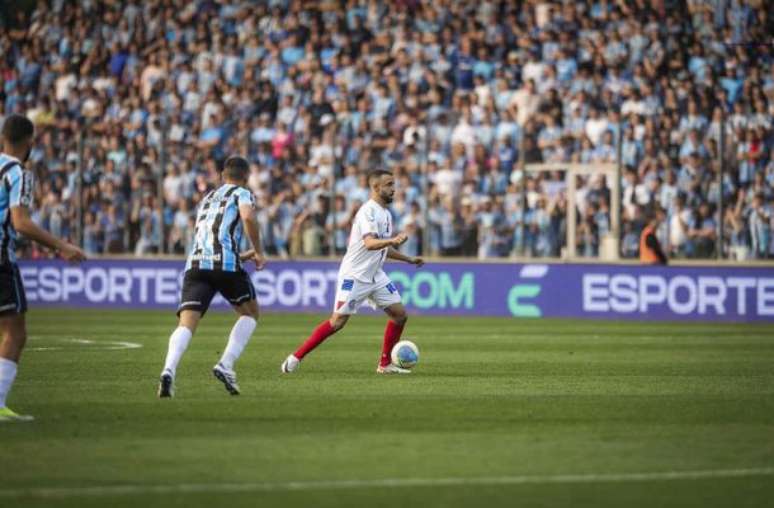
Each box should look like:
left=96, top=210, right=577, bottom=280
left=17, top=259, right=774, bottom=322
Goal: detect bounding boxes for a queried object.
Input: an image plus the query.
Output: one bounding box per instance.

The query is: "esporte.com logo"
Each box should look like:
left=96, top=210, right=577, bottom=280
left=583, top=274, right=774, bottom=316
left=508, top=265, right=548, bottom=317
left=508, top=267, right=774, bottom=318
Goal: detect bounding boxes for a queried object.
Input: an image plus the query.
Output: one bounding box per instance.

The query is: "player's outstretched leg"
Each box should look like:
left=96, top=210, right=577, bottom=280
left=281, top=314, right=348, bottom=373
left=158, top=311, right=199, bottom=398
left=0, top=315, right=33, bottom=422
left=376, top=304, right=411, bottom=374
left=212, top=301, right=259, bottom=395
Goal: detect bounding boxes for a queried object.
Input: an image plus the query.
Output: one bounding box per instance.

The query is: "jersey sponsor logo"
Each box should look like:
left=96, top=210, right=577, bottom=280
left=189, top=253, right=222, bottom=262
left=20, top=172, right=33, bottom=207
left=341, top=279, right=354, bottom=291
left=386, top=282, right=397, bottom=294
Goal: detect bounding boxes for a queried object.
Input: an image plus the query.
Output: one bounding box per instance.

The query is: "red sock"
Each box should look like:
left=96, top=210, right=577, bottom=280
left=380, top=320, right=405, bottom=367
left=294, top=320, right=336, bottom=360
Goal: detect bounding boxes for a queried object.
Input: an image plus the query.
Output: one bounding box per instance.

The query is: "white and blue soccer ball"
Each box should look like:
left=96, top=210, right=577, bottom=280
left=391, top=340, right=419, bottom=369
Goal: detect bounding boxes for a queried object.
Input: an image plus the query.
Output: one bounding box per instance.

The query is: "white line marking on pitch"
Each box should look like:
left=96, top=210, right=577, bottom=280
left=1, top=467, right=772, bottom=498
left=27, top=338, right=142, bottom=352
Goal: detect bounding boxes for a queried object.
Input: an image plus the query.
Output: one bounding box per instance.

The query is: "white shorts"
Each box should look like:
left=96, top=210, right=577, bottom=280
left=333, top=272, right=402, bottom=315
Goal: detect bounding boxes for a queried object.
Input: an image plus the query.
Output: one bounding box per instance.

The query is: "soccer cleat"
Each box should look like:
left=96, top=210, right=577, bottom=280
left=212, top=363, right=240, bottom=395
left=158, top=371, right=175, bottom=398
left=0, top=406, right=34, bottom=422
left=376, top=364, right=411, bottom=374
left=281, top=354, right=300, bottom=373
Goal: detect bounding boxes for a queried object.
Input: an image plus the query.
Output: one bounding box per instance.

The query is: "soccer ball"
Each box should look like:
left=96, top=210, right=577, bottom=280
left=391, top=340, right=419, bottom=369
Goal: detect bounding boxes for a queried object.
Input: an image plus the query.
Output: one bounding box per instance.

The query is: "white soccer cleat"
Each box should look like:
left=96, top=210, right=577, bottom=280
left=281, top=354, right=300, bottom=373
left=212, top=363, right=240, bottom=395
left=376, top=364, right=411, bottom=374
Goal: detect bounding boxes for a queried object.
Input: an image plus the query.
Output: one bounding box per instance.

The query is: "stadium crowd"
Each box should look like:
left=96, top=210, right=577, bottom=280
left=1, top=0, right=772, bottom=260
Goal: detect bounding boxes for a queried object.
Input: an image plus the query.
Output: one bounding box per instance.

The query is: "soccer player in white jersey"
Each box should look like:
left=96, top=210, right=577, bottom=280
left=158, top=156, right=266, bottom=398
left=281, top=169, right=424, bottom=374
left=0, top=115, right=86, bottom=422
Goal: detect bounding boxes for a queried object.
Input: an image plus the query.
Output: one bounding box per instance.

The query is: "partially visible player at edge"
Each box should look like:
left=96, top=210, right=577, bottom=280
left=281, top=169, right=424, bottom=374
left=158, top=156, right=266, bottom=398
left=0, top=115, right=87, bottom=422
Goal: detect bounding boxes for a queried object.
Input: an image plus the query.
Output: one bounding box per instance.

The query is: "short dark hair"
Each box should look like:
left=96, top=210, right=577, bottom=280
left=223, top=156, right=249, bottom=181
left=367, top=169, right=392, bottom=186
left=2, top=114, right=34, bottom=145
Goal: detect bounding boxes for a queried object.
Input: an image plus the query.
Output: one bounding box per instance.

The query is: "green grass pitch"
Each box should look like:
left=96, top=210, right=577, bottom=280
left=1, top=308, right=773, bottom=508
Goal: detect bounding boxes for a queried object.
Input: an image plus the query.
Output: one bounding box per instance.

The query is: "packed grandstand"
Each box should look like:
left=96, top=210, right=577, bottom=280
left=1, top=0, right=772, bottom=260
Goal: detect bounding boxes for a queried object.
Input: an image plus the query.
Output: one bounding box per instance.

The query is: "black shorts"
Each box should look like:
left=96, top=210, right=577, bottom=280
left=0, top=263, right=28, bottom=317
left=177, top=268, right=256, bottom=316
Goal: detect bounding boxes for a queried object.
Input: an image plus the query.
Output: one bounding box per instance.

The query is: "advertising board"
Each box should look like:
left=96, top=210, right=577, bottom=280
left=17, top=260, right=774, bottom=322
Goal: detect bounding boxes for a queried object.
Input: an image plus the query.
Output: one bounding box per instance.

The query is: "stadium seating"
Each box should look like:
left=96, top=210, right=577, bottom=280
left=2, top=0, right=772, bottom=260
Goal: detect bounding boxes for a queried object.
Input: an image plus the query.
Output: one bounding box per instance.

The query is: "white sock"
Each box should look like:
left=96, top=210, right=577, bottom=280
left=0, top=357, right=19, bottom=408
left=219, top=316, right=257, bottom=370
left=162, top=326, right=193, bottom=377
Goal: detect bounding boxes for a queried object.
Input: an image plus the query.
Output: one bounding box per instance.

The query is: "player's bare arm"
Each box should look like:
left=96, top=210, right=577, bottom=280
left=239, top=249, right=255, bottom=261
left=386, top=247, right=424, bottom=267
left=10, top=206, right=86, bottom=262
left=238, top=204, right=266, bottom=270
left=362, top=232, right=407, bottom=251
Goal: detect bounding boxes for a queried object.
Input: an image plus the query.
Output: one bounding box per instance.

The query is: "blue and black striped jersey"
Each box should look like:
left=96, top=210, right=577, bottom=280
left=185, top=183, right=256, bottom=272
left=0, top=153, right=34, bottom=265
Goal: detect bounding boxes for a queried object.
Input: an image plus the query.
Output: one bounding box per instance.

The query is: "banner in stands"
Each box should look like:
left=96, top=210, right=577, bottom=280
left=17, top=259, right=774, bottom=322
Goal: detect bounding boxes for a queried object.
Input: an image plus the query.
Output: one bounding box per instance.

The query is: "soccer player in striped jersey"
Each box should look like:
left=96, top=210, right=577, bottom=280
left=280, top=169, right=424, bottom=374
left=158, top=156, right=266, bottom=398
left=0, top=115, right=87, bottom=422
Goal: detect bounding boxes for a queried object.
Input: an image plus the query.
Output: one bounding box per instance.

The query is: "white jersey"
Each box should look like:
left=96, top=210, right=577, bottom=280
left=339, top=199, right=393, bottom=282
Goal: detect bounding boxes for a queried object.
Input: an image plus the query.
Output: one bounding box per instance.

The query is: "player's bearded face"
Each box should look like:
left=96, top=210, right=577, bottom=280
left=380, top=177, right=395, bottom=204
